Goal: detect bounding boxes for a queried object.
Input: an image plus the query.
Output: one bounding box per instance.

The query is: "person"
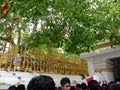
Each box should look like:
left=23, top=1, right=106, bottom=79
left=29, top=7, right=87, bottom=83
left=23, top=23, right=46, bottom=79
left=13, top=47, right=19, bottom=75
left=88, top=80, right=101, bottom=90
left=71, top=86, right=76, bottom=90
left=76, top=83, right=82, bottom=90
left=108, top=81, right=120, bottom=90
left=101, top=83, right=108, bottom=90
left=14, top=52, right=21, bottom=67
left=108, top=81, right=115, bottom=90
left=81, top=83, right=87, bottom=90
left=27, top=75, right=55, bottom=90
left=17, top=84, right=25, bottom=90
left=60, top=77, right=71, bottom=90
left=8, top=85, right=17, bottom=90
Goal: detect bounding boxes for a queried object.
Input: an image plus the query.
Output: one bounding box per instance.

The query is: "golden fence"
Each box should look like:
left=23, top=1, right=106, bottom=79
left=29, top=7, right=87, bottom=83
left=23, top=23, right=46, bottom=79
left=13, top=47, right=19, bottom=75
left=0, top=45, right=88, bottom=75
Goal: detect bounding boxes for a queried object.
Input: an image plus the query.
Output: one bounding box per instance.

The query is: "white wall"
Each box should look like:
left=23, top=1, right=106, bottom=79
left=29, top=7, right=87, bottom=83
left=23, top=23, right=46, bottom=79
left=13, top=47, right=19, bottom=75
left=0, top=71, right=82, bottom=89
left=80, top=46, right=120, bottom=82
left=101, top=72, right=114, bottom=82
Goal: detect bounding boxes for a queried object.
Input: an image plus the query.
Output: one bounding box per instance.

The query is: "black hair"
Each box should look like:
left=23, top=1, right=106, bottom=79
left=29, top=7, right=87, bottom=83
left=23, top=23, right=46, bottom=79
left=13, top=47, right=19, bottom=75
left=71, top=86, right=76, bottom=90
left=60, top=77, right=70, bottom=86
left=8, top=85, right=17, bottom=90
left=102, top=84, right=108, bottom=90
left=81, top=83, right=87, bottom=90
left=76, top=83, right=81, bottom=88
left=17, top=84, right=25, bottom=90
left=88, top=80, right=100, bottom=90
left=27, top=75, right=55, bottom=90
left=108, top=81, right=120, bottom=90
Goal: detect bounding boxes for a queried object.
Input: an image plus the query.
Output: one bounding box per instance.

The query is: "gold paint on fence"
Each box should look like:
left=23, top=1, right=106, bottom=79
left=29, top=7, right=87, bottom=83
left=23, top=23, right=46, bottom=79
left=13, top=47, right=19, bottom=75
left=0, top=45, right=88, bottom=75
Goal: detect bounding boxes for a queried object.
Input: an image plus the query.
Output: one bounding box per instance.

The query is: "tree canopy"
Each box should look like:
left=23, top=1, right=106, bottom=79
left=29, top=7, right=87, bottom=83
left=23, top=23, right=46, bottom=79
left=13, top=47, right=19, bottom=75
left=0, top=0, right=120, bottom=55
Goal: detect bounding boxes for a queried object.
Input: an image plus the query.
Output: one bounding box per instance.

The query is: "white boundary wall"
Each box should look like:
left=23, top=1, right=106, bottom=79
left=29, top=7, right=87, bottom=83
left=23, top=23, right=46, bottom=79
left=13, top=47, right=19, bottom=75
left=0, top=71, right=82, bottom=89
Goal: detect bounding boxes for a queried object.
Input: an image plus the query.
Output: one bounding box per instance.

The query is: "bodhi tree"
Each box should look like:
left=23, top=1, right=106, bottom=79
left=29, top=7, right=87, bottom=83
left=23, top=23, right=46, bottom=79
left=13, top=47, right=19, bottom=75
left=0, top=0, right=120, bottom=55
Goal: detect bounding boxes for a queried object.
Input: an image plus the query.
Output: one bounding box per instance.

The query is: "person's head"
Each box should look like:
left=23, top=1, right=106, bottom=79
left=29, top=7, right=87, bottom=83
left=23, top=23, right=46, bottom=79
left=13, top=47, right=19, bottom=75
left=60, top=77, right=71, bottom=90
left=8, top=85, right=17, bottom=90
left=17, top=84, right=25, bottom=90
left=76, top=83, right=82, bottom=90
left=108, top=81, right=120, bottom=90
left=102, top=84, right=108, bottom=90
left=108, top=81, right=115, bottom=90
left=111, top=84, right=120, bottom=90
left=81, top=83, right=87, bottom=90
left=88, top=80, right=101, bottom=90
left=27, top=75, right=55, bottom=90
left=71, top=86, right=76, bottom=90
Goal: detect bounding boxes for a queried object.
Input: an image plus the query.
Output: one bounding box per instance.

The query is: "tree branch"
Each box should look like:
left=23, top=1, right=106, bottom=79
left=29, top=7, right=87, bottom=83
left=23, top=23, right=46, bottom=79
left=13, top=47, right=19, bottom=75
left=0, top=36, right=15, bottom=45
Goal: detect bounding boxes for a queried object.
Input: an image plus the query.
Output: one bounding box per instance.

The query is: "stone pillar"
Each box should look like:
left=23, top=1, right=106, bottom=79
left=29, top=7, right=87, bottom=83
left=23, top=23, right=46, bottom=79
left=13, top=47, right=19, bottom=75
left=87, top=59, right=94, bottom=76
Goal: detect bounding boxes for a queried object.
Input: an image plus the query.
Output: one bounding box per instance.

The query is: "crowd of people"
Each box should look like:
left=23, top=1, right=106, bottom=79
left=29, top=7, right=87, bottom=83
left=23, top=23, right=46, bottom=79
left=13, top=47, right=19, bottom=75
left=7, top=75, right=120, bottom=90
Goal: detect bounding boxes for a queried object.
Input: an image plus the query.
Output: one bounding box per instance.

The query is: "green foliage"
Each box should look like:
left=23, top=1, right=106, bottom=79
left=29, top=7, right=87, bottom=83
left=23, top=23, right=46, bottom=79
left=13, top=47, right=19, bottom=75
left=0, top=0, right=120, bottom=55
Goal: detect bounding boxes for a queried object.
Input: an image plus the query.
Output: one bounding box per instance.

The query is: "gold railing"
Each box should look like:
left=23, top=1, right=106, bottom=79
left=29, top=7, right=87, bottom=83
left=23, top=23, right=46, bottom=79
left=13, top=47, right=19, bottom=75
left=0, top=45, right=18, bottom=69
left=0, top=45, right=88, bottom=75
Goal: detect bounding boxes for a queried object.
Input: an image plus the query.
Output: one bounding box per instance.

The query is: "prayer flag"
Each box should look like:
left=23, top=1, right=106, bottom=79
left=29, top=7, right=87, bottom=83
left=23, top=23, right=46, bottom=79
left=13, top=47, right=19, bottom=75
left=2, top=0, right=9, bottom=17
